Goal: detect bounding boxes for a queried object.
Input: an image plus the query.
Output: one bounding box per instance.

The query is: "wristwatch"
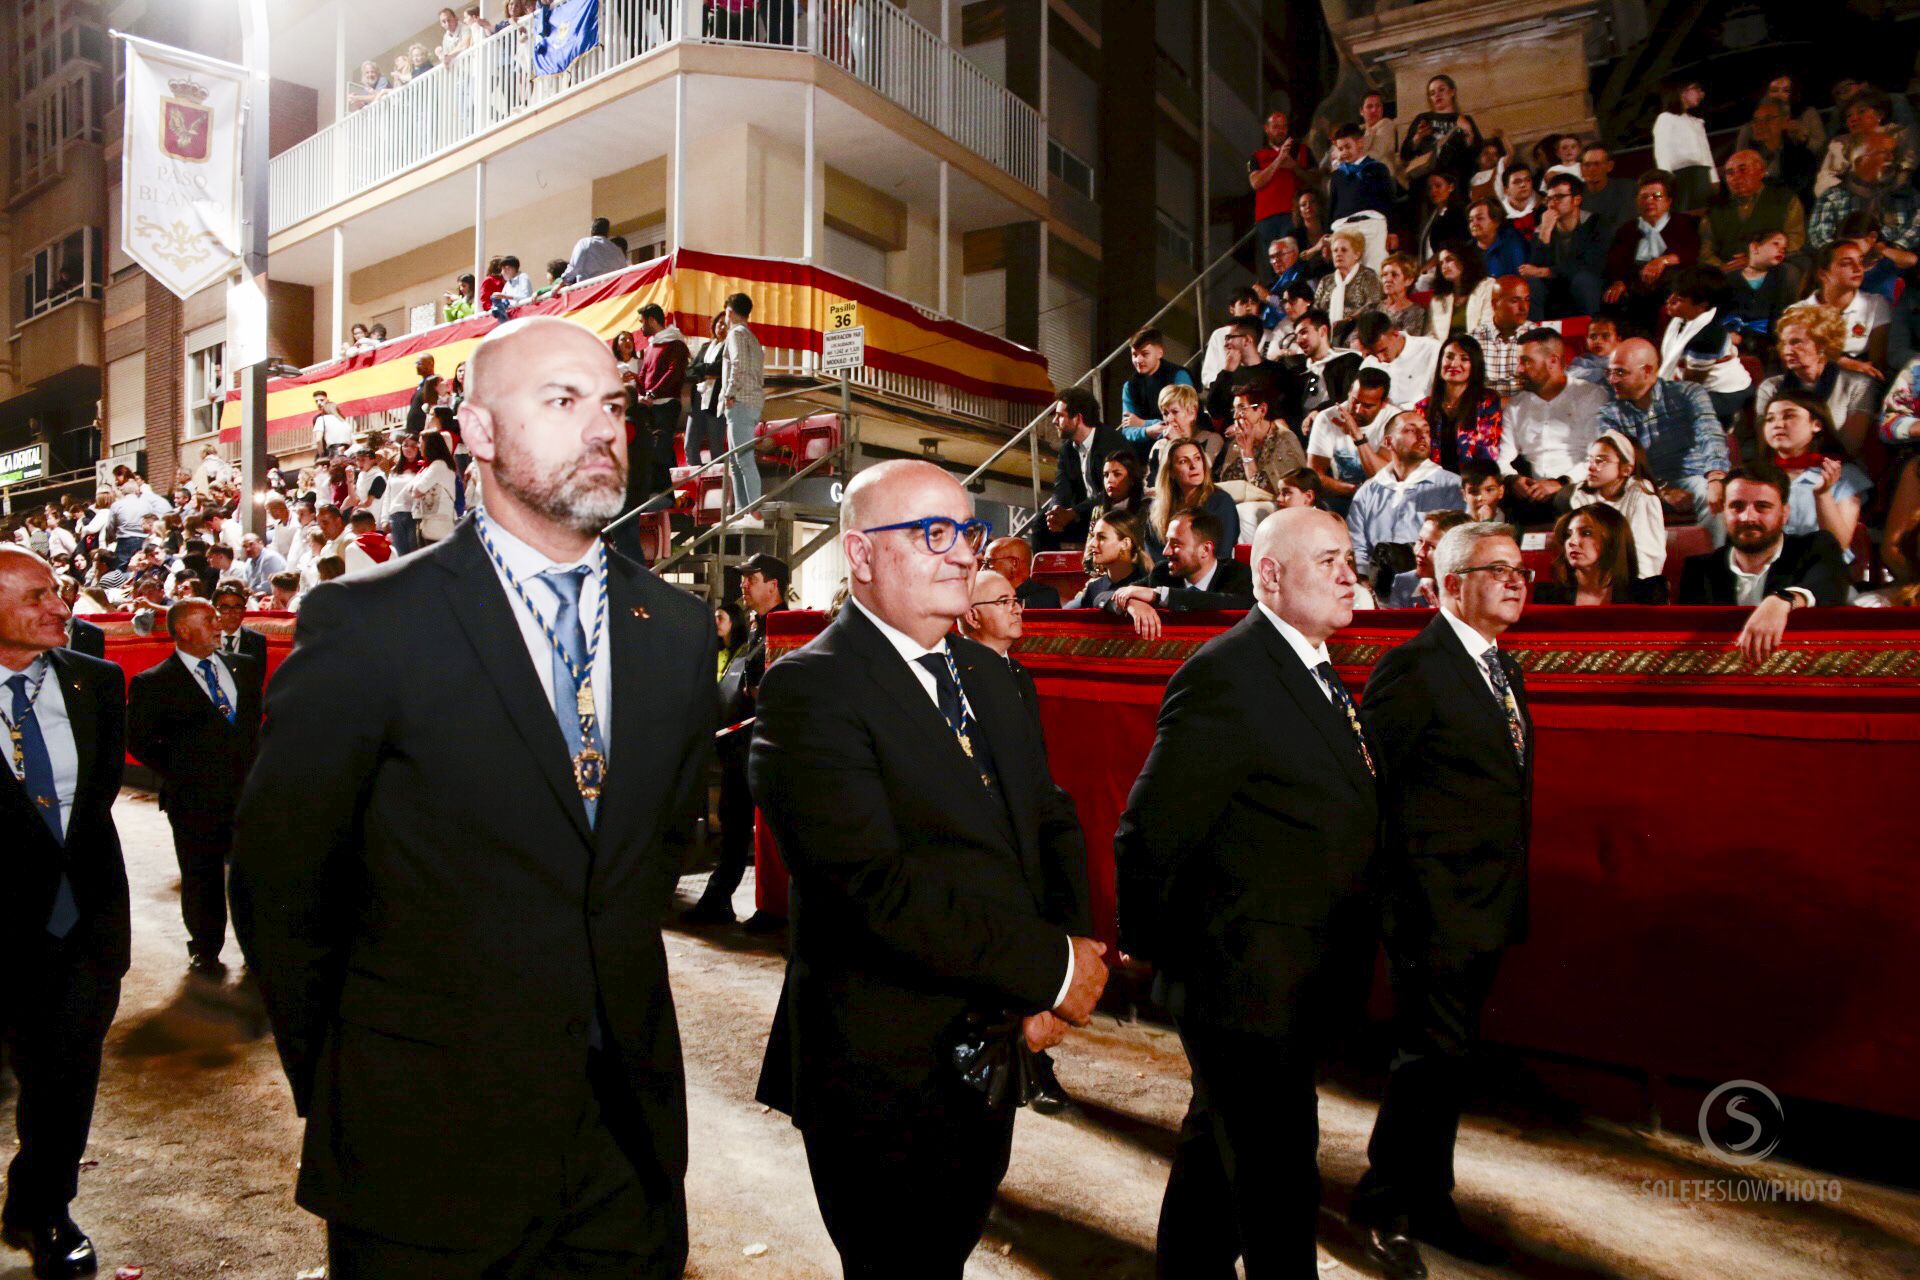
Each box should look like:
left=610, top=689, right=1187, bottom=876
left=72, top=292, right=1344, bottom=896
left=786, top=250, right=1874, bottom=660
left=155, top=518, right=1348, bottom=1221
left=1770, top=589, right=1798, bottom=606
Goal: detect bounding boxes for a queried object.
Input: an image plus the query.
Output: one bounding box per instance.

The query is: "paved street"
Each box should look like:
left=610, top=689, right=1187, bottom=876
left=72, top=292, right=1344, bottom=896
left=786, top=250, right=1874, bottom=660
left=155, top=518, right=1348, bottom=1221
left=3, top=792, right=1917, bottom=1279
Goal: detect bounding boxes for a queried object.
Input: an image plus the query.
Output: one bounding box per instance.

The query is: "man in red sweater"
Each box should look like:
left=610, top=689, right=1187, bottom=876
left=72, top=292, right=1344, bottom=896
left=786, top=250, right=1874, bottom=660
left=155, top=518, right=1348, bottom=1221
left=624, top=304, right=690, bottom=523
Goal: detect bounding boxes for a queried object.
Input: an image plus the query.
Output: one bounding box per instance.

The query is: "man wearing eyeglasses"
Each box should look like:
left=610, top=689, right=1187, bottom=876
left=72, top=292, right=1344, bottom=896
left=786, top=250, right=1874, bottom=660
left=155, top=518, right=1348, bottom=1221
left=1350, top=520, right=1534, bottom=1280
left=750, top=459, right=1106, bottom=1279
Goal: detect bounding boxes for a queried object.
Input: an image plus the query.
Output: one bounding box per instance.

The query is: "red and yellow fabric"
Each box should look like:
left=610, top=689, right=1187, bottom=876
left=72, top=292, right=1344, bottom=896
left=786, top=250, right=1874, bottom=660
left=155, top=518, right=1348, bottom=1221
left=221, top=249, right=1053, bottom=439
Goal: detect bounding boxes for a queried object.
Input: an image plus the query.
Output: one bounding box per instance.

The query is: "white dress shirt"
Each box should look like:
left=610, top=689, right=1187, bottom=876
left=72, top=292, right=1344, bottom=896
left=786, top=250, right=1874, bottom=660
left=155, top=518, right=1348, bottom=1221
left=175, top=648, right=239, bottom=710
left=1156, top=560, right=1219, bottom=602
left=3, top=654, right=79, bottom=838
left=848, top=595, right=1077, bottom=1010
left=1362, top=333, right=1441, bottom=408
left=1498, top=377, right=1609, bottom=482
left=1728, top=542, right=1813, bottom=608
left=1255, top=602, right=1339, bottom=703
left=478, top=516, right=615, bottom=762
left=1438, top=606, right=1503, bottom=699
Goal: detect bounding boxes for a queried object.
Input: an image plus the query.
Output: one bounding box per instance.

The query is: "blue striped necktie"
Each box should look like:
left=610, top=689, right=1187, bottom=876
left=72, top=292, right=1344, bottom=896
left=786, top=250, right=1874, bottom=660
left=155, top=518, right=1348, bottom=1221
left=198, top=657, right=236, bottom=723
left=8, top=672, right=79, bottom=937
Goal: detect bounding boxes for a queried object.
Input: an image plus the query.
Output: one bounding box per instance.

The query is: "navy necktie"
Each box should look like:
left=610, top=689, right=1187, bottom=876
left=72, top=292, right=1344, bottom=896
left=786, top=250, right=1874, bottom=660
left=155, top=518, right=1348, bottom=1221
left=540, top=566, right=605, bottom=825
left=914, top=653, right=963, bottom=731
left=198, top=658, right=236, bottom=724
left=8, top=673, right=79, bottom=937
left=1314, top=661, right=1377, bottom=777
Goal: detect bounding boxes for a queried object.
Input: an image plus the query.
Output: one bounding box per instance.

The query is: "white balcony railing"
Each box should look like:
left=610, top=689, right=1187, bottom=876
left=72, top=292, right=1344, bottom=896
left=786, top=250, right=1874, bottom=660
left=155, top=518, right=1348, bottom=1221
left=270, top=0, right=1042, bottom=233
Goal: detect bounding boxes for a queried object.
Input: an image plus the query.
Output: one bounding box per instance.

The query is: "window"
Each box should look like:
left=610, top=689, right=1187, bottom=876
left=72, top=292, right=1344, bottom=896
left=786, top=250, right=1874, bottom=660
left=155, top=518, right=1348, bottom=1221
left=622, top=221, right=668, bottom=264
left=185, top=326, right=227, bottom=441
left=17, top=226, right=102, bottom=321
left=1048, top=139, right=1095, bottom=201
left=1155, top=208, right=1195, bottom=268
left=15, top=0, right=105, bottom=98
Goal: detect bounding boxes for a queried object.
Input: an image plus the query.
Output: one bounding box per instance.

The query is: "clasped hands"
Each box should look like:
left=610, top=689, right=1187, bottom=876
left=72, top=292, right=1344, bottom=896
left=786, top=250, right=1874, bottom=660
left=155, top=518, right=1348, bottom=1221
left=1023, top=936, right=1109, bottom=1052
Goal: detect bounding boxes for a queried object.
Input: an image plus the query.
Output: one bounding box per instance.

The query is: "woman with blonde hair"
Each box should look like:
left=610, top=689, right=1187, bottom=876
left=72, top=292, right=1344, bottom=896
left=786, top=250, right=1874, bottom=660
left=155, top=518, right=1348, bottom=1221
left=1377, top=253, right=1431, bottom=336
left=1753, top=302, right=1878, bottom=460
left=1150, top=439, right=1241, bottom=551
left=1312, top=228, right=1384, bottom=327
left=1145, top=382, right=1226, bottom=482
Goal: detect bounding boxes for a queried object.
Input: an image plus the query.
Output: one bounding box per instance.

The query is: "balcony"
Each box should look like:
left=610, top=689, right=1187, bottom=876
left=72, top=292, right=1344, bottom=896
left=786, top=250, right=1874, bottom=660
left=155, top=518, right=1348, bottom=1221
left=270, top=0, right=1042, bottom=234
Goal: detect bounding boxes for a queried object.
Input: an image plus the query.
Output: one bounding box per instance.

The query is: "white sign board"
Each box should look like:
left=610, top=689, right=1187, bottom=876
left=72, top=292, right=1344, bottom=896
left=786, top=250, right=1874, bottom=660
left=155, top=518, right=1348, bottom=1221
left=823, top=325, right=866, bottom=374
left=119, top=37, right=245, bottom=299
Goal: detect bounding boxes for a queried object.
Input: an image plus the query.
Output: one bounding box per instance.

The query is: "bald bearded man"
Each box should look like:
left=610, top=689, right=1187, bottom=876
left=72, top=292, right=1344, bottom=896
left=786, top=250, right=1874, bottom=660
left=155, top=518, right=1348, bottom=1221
left=232, top=317, right=717, bottom=1278
left=1115, top=508, right=1381, bottom=1278
left=750, top=460, right=1105, bottom=1278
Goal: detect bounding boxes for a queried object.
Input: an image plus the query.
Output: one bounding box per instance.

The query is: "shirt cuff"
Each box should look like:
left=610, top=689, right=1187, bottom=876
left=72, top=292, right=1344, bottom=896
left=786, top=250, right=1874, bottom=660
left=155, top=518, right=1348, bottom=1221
left=1052, top=936, right=1076, bottom=1010
left=1155, top=586, right=1171, bottom=604
left=1786, top=587, right=1816, bottom=608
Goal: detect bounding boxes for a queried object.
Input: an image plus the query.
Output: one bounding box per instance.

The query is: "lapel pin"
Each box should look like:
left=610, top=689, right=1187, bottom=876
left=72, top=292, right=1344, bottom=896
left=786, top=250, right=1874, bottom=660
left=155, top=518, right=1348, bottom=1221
left=630, top=605, right=650, bottom=619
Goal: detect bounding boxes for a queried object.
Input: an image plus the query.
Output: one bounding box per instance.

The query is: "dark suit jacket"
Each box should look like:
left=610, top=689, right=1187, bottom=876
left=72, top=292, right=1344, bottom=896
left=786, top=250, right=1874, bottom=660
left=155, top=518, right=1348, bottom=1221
left=219, top=625, right=270, bottom=669
left=65, top=616, right=106, bottom=659
left=1145, top=557, right=1256, bottom=612
left=229, top=519, right=717, bottom=1250
left=1068, top=566, right=1149, bottom=609
left=1362, top=614, right=1532, bottom=963
left=1113, top=612, right=1380, bottom=1034
left=1054, top=425, right=1123, bottom=523
left=128, top=651, right=263, bottom=827
left=1677, top=532, right=1848, bottom=607
left=748, top=605, right=1090, bottom=1133
left=1605, top=215, right=1702, bottom=293
left=0, top=650, right=129, bottom=979
left=1016, top=577, right=1062, bottom=609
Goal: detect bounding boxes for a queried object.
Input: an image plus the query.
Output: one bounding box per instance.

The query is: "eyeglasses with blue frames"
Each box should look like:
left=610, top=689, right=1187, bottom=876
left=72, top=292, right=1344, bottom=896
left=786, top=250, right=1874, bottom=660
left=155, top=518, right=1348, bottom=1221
left=858, top=516, right=994, bottom=555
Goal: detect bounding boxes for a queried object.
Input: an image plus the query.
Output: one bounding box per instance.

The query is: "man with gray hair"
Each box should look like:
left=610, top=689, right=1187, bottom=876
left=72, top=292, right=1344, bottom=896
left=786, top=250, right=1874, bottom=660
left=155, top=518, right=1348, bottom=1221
left=1116, top=507, right=1380, bottom=1276
left=1350, top=520, right=1534, bottom=1279
left=750, top=459, right=1103, bottom=1277
left=232, top=316, right=717, bottom=1276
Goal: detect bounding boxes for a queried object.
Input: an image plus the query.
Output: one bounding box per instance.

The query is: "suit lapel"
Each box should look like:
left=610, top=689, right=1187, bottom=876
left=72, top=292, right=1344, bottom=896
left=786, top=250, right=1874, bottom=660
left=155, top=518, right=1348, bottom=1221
left=1430, top=617, right=1524, bottom=776
left=1246, top=614, right=1374, bottom=794
left=839, top=608, right=1004, bottom=835
left=955, top=648, right=1039, bottom=883
left=594, top=553, right=667, bottom=854
left=436, top=524, right=592, bottom=844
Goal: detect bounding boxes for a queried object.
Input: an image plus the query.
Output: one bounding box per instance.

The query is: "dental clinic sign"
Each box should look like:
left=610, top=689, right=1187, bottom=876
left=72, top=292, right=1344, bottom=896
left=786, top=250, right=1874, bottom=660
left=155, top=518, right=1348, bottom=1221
left=119, top=36, right=246, bottom=299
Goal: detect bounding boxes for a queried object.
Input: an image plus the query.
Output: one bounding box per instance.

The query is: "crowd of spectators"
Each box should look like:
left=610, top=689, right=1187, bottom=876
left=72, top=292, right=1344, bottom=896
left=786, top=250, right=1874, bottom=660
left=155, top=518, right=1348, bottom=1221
left=1035, top=68, right=1920, bottom=646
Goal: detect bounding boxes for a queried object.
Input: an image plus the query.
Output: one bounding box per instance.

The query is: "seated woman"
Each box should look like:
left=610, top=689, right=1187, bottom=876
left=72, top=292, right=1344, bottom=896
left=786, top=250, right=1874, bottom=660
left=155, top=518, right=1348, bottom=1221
left=1415, top=334, right=1503, bottom=470
left=1567, top=430, right=1667, bottom=581
left=1761, top=390, right=1871, bottom=552
left=1534, top=505, right=1669, bottom=604
left=1801, top=240, right=1889, bottom=381
left=1313, top=229, right=1384, bottom=329
left=1754, top=302, right=1879, bottom=463
left=1145, top=383, right=1227, bottom=484
left=1149, top=440, right=1240, bottom=553
left=1068, top=510, right=1154, bottom=608
left=1097, top=448, right=1149, bottom=521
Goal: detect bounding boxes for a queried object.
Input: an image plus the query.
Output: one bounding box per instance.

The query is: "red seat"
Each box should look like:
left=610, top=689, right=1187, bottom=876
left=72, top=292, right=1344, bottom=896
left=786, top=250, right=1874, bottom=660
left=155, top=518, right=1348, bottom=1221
left=1521, top=546, right=1557, bottom=583
left=1233, top=543, right=1252, bottom=564
left=1031, top=550, right=1086, bottom=604
left=1662, top=525, right=1713, bottom=598
left=631, top=510, right=671, bottom=564
left=755, top=413, right=843, bottom=472
left=689, top=470, right=727, bottom=525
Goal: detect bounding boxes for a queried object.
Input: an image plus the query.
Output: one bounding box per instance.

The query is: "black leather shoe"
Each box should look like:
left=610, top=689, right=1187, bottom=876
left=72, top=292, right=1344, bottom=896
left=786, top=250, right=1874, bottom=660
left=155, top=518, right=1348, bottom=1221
left=1355, top=1217, right=1427, bottom=1280
left=187, top=955, right=228, bottom=981
left=5, top=1217, right=98, bottom=1279
left=1410, top=1209, right=1506, bottom=1267
left=740, top=911, right=786, bottom=934
left=1028, top=1051, right=1075, bottom=1116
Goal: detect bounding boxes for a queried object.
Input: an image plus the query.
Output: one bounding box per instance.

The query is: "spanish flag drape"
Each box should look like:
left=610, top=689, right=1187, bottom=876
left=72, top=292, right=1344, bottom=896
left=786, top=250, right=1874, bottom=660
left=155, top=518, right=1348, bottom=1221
left=220, top=250, right=1054, bottom=439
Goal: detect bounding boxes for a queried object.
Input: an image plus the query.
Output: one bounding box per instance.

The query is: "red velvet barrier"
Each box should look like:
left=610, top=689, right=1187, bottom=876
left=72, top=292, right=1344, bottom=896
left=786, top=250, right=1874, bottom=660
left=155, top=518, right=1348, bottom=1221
left=765, top=606, right=1920, bottom=1122
left=97, top=613, right=297, bottom=761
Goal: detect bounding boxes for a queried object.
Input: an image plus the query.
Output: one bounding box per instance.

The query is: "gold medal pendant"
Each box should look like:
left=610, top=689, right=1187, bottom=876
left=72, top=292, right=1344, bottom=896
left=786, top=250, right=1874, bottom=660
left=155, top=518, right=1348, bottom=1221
left=958, top=731, right=975, bottom=758
left=576, top=684, right=596, bottom=718
left=573, top=744, right=607, bottom=802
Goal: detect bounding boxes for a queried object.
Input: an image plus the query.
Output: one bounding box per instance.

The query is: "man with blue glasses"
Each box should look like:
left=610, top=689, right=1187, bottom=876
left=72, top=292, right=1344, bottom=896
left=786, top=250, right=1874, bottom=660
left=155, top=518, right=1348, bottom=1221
left=751, top=459, right=1108, bottom=1279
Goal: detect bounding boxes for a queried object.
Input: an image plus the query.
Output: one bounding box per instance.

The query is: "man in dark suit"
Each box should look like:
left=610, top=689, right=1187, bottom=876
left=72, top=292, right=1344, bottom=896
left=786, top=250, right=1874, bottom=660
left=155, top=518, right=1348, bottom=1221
left=210, top=581, right=269, bottom=668
left=1091, top=509, right=1255, bottom=641
left=231, top=317, right=717, bottom=1278
left=58, top=578, right=105, bottom=659
left=1114, top=508, right=1380, bottom=1279
left=0, top=546, right=130, bottom=1280
left=1351, top=519, right=1535, bottom=1279
left=128, top=597, right=262, bottom=977
left=1678, top=467, right=1848, bottom=665
left=750, top=460, right=1108, bottom=1279
left=982, top=536, right=1061, bottom=609
left=1038, top=387, right=1121, bottom=551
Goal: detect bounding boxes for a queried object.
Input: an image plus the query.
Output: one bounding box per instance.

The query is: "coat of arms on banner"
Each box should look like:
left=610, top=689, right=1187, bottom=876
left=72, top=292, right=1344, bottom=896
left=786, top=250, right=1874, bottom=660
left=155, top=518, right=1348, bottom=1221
left=161, top=77, right=212, bottom=163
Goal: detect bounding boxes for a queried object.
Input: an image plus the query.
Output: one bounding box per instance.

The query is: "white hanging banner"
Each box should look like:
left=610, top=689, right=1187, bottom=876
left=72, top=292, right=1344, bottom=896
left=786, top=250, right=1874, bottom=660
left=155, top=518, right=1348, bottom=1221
left=119, top=35, right=246, bottom=299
